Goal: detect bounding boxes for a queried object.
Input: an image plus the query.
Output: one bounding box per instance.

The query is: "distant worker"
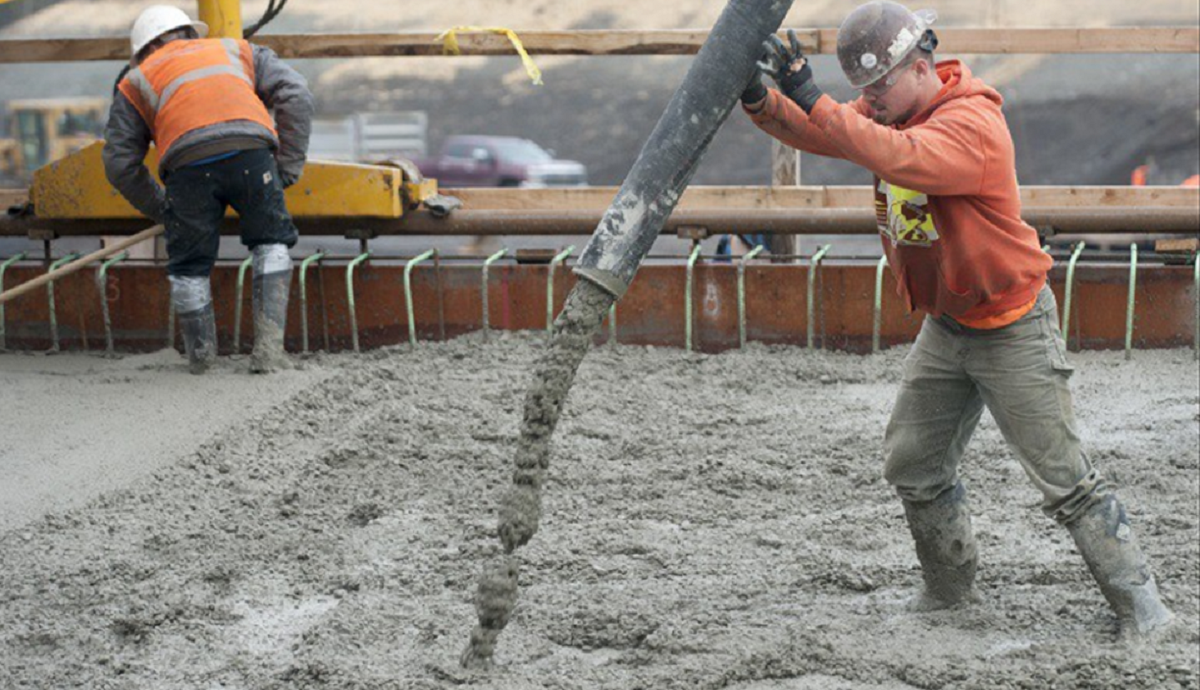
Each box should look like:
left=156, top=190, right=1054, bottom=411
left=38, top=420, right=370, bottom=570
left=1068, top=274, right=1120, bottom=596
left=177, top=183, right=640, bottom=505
left=741, top=2, right=1173, bottom=638
left=102, top=5, right=314, bottom=374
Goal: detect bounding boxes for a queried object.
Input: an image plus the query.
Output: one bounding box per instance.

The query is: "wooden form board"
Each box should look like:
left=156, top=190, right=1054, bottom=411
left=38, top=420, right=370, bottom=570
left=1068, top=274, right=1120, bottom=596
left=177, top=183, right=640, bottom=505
left=444, top=185, right=1200, bottom=212
left=0, top=27, right=1196, bottom=63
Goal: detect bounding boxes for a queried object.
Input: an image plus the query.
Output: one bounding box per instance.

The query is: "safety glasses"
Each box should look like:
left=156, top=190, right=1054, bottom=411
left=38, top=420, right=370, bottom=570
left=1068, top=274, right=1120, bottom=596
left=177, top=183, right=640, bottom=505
left=859, top=61, right=914, bottom=98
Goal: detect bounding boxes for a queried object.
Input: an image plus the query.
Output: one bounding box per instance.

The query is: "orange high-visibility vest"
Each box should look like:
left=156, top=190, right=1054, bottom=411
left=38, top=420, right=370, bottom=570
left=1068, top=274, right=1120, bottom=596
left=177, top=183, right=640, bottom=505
left=118, top=38, right=276, bottom=162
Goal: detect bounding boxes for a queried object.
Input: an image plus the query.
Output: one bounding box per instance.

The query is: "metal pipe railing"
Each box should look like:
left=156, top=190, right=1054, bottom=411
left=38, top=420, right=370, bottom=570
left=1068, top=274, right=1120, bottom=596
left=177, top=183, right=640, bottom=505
left=13, top=206, right=1197, bottom=238
left=685, top=243, right=703, bottom=352
left=0, top=252, right=26, bottom=350
left=546, top=245, right=575, bottom=333
left=232, top=255, right=254, bottom=354
left=481, top=248, right=508, bottom=341
left=872, top=255, right=888, bottom=354
left=346, top=250, right=372, bottom=353
left=807, top=245, right=831, bottom=349
left=96, top=252, right=128, bottom=356
left=404, top=249, right=436, bottom=347
left=1061, top=241, right=1087, bottom=351
left=299, top=251, right=325, bottom=354
left=46, top=252, right=79, bottom=352
left=1125, top=243, right=1138, bottom=361
left=738, top=245, right=764, bottom=349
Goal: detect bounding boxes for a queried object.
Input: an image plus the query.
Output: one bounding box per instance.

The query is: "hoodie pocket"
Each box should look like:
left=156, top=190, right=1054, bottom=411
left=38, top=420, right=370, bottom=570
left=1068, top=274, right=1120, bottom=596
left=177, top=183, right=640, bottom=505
left=933, top=280, right=980, bottom=318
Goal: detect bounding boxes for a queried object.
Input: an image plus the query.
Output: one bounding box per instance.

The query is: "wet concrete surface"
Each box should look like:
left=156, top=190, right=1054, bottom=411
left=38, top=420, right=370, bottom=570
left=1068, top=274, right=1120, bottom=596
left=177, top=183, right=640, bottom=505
left=0, top=334, right=1196, bottom=688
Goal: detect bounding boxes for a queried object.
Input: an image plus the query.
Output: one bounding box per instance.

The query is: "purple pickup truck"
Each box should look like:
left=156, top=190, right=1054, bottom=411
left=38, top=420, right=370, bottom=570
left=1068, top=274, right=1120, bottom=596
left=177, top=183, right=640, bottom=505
left=416, top=135, right=587, bottom=188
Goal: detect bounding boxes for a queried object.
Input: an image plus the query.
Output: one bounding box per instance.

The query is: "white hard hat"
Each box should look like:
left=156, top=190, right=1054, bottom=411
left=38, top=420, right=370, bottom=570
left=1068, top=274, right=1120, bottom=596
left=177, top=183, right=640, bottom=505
left=130, top=5, right=208, bottom=57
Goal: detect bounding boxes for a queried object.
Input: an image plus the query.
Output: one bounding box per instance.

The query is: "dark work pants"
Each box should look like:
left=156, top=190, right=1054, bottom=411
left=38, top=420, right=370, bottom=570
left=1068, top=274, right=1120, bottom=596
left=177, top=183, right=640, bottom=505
left=162, top=148, right=298, bottom=277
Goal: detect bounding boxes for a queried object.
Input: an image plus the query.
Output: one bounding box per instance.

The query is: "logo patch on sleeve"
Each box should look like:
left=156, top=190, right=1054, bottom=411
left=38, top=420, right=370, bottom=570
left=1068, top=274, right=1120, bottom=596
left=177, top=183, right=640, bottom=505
left=875, top=181, right=938, bottom=247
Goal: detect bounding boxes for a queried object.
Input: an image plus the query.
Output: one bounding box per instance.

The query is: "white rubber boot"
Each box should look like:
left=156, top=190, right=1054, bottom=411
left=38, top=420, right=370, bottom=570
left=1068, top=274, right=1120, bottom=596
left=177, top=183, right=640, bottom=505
left=169, top=275, right=217, bottom=375
left=249, top=244, right=292, bottom=374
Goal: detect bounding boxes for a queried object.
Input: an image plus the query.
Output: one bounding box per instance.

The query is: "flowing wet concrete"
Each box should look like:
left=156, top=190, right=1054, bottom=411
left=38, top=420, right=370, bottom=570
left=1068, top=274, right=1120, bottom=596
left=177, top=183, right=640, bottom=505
left=0, top=336, right=1196, bottom=688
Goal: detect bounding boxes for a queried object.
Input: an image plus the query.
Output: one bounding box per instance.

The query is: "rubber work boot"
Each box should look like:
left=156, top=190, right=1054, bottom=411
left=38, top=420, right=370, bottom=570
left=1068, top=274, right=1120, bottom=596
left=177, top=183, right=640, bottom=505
left=169, top=275, right=218, bottom=375
left=902, top=481, right=980, bottom=611
left=1066, top=493, right=1174, bottom=639
left=249, top=244, right=292, bottom=374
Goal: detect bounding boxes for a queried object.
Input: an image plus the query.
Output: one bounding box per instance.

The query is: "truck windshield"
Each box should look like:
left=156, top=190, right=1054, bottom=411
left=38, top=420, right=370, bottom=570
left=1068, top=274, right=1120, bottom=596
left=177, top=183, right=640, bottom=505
left=491, top=139, right=552, bottom=163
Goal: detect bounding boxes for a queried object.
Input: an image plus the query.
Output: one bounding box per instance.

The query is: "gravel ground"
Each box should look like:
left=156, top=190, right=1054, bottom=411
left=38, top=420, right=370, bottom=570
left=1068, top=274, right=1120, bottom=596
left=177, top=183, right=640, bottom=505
left=0, top=334, right=1197, bottom=689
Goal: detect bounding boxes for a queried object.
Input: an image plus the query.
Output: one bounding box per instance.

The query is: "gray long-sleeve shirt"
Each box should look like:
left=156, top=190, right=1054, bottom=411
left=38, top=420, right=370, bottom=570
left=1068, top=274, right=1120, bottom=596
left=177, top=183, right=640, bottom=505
left=101, top=42, right=315, bottom=222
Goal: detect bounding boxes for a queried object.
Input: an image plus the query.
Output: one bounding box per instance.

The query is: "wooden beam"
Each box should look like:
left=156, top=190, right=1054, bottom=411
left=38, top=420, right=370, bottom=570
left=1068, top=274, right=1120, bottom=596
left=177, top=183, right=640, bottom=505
left=1, top=27, right=1196, bottom=63
left=1155, top=237, right=1199, bottom=254
left=443, top=185, right=1200, bottom=212
left=0, top=188, right=28, bottom=210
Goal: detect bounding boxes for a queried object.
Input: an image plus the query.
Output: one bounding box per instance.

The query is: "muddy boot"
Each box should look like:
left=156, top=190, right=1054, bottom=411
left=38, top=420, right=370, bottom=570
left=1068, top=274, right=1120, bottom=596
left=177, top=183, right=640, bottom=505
left=169, top=275, right=218, bottom=375
left=249, top=244, right=292, bottom=374
left=902, top=481, right=979, bottom=611
left=1066, top=493, right=1174, bottom=639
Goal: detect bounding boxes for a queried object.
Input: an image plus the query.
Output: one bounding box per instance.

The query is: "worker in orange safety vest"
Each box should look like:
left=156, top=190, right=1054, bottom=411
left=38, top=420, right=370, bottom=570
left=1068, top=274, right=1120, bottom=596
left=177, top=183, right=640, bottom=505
left=102, top=5, right=314, bottom=374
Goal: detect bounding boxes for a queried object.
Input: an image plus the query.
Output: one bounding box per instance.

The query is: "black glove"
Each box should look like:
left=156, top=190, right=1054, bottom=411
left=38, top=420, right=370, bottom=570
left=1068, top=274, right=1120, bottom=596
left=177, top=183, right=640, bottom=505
left=279, top=170, right=299, bottom=189
left=758, top=29, right=824, bottom=115
left=740, top=73, right=768, bottom=108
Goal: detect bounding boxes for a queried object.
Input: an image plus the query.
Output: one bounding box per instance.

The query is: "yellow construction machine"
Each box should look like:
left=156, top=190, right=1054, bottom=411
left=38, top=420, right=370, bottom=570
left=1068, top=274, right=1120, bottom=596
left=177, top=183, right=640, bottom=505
left=4, top=0, right=451, bottom=242
left=0, top=98, right=107, bottom=181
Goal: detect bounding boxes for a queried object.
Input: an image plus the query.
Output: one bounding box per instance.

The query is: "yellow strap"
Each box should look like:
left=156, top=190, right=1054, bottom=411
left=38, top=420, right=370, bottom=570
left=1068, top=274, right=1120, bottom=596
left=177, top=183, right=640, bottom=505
left=436, top=26, right=543, bottom=86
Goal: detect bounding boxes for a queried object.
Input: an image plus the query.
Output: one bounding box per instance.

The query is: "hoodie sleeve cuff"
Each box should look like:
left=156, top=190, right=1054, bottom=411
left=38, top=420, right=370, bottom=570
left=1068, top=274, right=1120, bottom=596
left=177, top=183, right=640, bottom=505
left=748, top=89, right=794, bottom=123
left=806, top=94, right=839, bottom=129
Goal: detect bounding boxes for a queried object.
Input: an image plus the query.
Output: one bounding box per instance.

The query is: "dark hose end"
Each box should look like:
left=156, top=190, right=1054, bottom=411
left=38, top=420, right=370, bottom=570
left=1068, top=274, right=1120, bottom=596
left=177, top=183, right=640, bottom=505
left=572, top=267, right=627, bottom=300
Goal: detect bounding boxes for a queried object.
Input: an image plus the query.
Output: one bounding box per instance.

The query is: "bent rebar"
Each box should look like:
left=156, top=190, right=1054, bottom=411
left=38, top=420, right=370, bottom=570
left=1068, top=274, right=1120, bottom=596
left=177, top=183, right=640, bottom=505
left=47, top=253, right=80, bottom=352
left=1062, top=241, right=1086, bottom=351
left=738, top=245, right=765, bottom=349
left=299, top=251, right=325, bottom=354
left=807, top=245, right=831, bottom=349
left=96, top=252, right=128, bottom=356
left=1194, top=252, right=1199, bottom=361
left=685, top=243, right=703, bottom=352
left=346, top=250, right=372, bottom=353
left=232, top=255, right=254, bottom=354
left=481, top=248, right=508, bottom=341
left=1125, top=243, right=1138, bottom=361
left=547, top=245, right=575, bottom=333
left=405, top=249, right=436, bottom=347
left=872, top=254, right=889, bottom=354
left=0, top=252, right=26, bottom=350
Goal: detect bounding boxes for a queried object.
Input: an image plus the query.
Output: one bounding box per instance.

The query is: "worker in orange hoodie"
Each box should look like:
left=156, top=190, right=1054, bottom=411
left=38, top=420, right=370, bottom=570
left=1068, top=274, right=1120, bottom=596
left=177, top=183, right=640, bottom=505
left=741, top=1, right=1172, bottom=639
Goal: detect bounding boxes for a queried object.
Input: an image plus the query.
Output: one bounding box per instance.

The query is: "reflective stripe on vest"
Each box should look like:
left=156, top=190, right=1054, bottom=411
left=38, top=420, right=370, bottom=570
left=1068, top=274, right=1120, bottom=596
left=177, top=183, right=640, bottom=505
left=119, top=38, right=275, bottom=162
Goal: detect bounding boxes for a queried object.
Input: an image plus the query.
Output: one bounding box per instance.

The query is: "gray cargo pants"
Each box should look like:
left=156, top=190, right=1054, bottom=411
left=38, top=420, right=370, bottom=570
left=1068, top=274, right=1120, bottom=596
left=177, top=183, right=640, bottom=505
left=883, top=285, right=1107, bottom=523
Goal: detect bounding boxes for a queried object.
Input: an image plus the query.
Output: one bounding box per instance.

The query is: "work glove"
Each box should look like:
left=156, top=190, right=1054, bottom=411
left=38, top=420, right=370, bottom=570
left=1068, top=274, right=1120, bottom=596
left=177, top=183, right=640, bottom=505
left=758, top=29, right=824, bottom=115
left=740, top=72, right=768, bottom=109
left=279, top=170, right=299, bottom=189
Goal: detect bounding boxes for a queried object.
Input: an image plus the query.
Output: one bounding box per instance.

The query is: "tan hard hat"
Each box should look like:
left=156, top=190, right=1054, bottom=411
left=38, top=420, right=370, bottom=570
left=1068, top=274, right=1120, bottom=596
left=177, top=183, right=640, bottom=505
left=836, top=1, right=937, bottom=89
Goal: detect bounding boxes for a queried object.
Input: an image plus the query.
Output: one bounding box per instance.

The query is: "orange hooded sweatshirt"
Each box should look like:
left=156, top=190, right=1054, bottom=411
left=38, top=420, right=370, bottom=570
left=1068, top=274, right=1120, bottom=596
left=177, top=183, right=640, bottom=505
left=747, top=60, right=1051, bottom=325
